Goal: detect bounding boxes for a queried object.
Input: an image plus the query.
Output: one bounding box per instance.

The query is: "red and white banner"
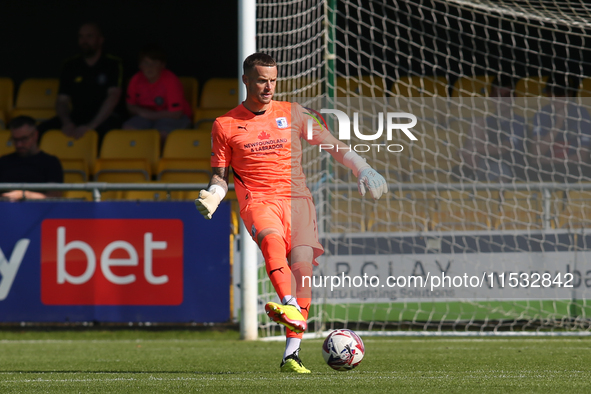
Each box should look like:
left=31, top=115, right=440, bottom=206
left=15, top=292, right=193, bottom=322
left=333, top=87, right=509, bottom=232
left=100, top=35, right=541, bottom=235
left=41, top=219, right=184, bottom=305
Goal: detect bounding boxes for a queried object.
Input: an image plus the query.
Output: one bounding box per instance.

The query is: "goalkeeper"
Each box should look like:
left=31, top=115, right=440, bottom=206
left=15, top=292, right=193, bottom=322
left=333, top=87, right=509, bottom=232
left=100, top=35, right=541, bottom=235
left=195, top=53, right=388, bottom=373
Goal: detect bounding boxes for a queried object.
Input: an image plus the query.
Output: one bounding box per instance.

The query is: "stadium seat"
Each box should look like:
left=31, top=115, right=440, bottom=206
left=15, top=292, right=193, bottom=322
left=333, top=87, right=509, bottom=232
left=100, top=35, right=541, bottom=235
left=449, top=75, right=494, bottom=119
left=0, top=78, right=14, bottom=129
left=408, top=124, right=464, bottom=182
left=327, top=192, right=367, bottom=233
left=179, top=76, right=199, bottom=112
left=63, top=190, right=94, bottom=201
left=452, top=75, right=494, bottom=97
left=276, top=75, right=322, bottom=100
left=367, top=190, right=434, bottom=232
left=230, top=201, right=240, bottom=235
left=39, top=129, right=98, bottom=182
left=513, top=76, right=551, bottom=120
left=122, top=188, right=172, bottom=201
left=370, top=145, right=410, bottom=182
left=579, top=78, right=591, bottom=97
left=336, top=75, right=389, bottom=98
left=495, top=190, right=547, bottom=230
left=556, top=190, right=591, bottom=229
left=11, top=78, right=59, bottom=122
left=157, top=129, right=212, bottom=181
left=431, top=190, right=499, bottom=231
left=194, top=78, right=238, bottom=127
left=94, top=129, right=160, bottom=182
left=0, top=130, right=14, bottom=157
left=194, top=121, right=214, bottom=132
left=392, top=75, right=449, bottom=97
left=159, top=170, right=211, bottom=184
left=391, top=76, right=448, bottom=124
left=515, top=76, right=549, bottom=97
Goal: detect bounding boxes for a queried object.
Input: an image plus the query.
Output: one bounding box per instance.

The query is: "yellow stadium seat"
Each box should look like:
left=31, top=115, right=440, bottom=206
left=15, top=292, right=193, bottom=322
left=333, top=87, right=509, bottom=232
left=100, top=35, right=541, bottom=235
left=367, top=190, right=434, bottom=232
left=276, top=76, right=322, bottom=100
left=11, top=78, right=59, bottom=122
left=391, top=76, right=448, bottom=123
left=161, top=129, right=211, bottom=160
left=556, top=190, right=591, bottom=229
left=515, top=76, right=549, bottom=97
left=579, top=78, right=591, bottom=97
left=194, top=121, right=214, bottom=132
left=63, top=191, right=93, bottom=201
left=496, top=190, right=549, bottom=230
left=157, top=129, right=212, bottom=181
left=230, top=201, right=240, bottom=235
left=432, top=190, right=499, bottom=231
left=179, top=76, right=199, bottom=111
left=199, top=78, right=239, bottom=108
left=449, top=75, right=494, bottom=119
left=368, top=146, right=410, bottom=183
left=194, top=78, right=238, bottom=126
left=0, top=78, right=14, bottom=128
left=122, top=188, right=171, bottom=201
left=40, top=129, right=98, bottom=182
left=408, top=124, right=464, bottom=181
left=159, top=171, right=211, bottom=184
left=94, top=129, right=160, bottom=182
left=336, top=75, right=389, bottom=98
left=194, top=109, right=231, bottom=128
left=327, top=192, right=367, bottom=233
left=392, top=76, right=449, bottom=97
left=452, top=75, right=494, bottom=97
left=99, top=190, right=124, bottom=201
left=0, top=130, right=14, bottom=156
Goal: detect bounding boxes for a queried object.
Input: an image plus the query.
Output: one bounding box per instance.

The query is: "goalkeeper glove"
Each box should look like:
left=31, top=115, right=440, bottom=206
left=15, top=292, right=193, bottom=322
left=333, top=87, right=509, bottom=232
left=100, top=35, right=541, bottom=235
left=357, top=167, right=388, bottom=200
left=194, top=189, right=222, bottom=219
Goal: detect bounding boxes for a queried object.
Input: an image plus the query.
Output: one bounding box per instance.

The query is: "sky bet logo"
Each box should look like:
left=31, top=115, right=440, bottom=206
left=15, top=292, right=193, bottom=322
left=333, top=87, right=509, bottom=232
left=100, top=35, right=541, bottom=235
left=305, top=109, right=418, bottom=153
left=40, top=219, right=183, bottom=305
left=0, top=239, right=29, bottom=301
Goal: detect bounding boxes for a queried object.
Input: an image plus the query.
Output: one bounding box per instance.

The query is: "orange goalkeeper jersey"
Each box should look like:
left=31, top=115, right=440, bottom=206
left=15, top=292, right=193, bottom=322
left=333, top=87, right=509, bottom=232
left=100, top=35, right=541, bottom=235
left=211, top=101, right=330, bottom=205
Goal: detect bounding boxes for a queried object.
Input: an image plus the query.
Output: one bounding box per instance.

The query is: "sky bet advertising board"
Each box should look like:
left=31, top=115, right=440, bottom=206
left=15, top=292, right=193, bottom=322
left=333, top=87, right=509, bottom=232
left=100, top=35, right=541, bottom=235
left=0, top=201, right=230, bottom=323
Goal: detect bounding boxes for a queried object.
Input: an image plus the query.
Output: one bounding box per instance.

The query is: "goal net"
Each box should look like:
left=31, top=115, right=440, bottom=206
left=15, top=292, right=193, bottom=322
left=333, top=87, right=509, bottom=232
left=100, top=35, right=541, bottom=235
left=254, top=0, right=591, bottom=336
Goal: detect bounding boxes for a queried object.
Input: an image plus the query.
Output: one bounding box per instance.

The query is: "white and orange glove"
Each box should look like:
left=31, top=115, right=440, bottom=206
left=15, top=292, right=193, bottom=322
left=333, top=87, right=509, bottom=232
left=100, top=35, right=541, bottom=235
left=194, top=185, right=225, bottom=219
left=343, top=151, right=388, bottom=199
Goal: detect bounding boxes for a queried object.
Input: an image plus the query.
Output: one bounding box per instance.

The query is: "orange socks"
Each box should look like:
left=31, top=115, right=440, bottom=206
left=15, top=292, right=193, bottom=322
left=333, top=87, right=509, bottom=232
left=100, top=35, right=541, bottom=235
left=261, top=233, right=292, bottom=300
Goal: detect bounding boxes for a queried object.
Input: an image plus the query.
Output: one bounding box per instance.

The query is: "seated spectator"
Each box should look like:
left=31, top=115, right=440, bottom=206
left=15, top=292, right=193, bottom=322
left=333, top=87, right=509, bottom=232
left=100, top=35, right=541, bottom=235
left=457, top=75, right=527, bottom=181
left=123, top=44, right=192, bottom=146
left=527, top=72, right=591, bottom=183
left=0, top=116, right=63, bottom=201
left=38, top=22, right=123, bottom=144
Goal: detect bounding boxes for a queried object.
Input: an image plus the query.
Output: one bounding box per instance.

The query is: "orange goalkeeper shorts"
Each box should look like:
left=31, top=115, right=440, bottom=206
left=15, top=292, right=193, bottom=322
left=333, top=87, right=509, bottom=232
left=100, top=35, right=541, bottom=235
left=240, top=198, right=323, bottom=264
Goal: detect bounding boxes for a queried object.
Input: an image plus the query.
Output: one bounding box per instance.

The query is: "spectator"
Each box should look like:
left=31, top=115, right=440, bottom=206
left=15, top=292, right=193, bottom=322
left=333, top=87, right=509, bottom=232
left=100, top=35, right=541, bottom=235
left=527, top=72, right=591, bottom=182
left=457, top=75, right=527, bottom=181
left=123, top=44, right=192, bottom=146
left=38, top=22, right=123, bottom=144
left=0, top=116, right=63, bottom=201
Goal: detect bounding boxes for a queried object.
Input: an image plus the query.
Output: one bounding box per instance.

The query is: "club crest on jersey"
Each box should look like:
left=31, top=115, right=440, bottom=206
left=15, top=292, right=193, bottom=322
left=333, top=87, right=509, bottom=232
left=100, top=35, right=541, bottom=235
left=275, top=117, right=288, bottom=129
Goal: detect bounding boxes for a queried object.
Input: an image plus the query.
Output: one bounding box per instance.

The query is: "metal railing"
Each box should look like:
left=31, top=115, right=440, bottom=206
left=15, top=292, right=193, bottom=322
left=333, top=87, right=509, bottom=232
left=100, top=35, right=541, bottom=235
left=3, top=181, right=590, bottom=230
left=0, top=182, right=213, bottom=202
left=325, top=181, right=591, bottom=231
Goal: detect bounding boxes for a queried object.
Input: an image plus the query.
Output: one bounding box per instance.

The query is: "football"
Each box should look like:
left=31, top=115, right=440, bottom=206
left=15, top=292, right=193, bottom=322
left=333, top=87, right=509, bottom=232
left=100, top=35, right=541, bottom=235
left=322, top=329, right=365, bottom=371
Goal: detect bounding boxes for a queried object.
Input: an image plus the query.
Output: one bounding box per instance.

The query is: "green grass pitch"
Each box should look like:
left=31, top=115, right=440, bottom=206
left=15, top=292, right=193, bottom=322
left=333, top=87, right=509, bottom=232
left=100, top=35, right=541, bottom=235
left=0, top=330, right=590, bottom=393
